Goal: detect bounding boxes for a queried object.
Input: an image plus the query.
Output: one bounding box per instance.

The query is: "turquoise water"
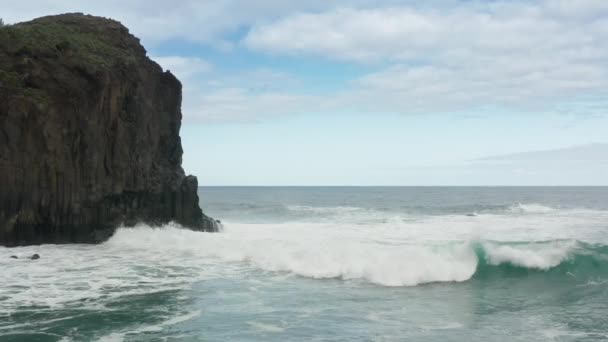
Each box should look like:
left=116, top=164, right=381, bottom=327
left=1, top=187, right=608, bottom=341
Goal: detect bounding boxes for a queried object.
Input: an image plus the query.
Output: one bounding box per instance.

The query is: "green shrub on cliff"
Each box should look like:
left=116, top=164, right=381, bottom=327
left=0, top=14, right=139, bottom=104
left=0, top=14, right=137, bottom=70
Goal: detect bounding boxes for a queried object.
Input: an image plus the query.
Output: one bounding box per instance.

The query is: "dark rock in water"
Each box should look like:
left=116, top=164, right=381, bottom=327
left=0, top=14, right=218, bottom=247
left=30, top=254, right=40, bottom=260
left=9, top=255, right=18, bottom=259
left=466, top=213, right=477, bottom=217
left=215, top=219, right=224, bottom=232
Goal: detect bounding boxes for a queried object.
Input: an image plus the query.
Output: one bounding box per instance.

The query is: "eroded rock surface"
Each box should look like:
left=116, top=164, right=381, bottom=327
left=0, top=13, right=217, bottom=246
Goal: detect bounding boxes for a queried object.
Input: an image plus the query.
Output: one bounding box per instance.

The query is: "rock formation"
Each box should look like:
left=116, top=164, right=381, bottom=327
left=0, top=13, right=218, bottom=246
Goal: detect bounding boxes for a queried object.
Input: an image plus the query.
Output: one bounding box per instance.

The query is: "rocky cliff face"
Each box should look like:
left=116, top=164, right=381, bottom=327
left=0, top=14, right=217, bottom=246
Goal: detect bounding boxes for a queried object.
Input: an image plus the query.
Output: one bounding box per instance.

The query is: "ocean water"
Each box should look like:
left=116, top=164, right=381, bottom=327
left=1, top=187, right=608, bottom=341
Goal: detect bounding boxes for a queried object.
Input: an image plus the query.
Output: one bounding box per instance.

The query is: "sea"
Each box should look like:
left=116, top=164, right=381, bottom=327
left=1, top=186, right=608, bottom=341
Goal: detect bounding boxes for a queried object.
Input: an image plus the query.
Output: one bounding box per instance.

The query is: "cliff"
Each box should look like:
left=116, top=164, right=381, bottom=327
left=0, top=13, right=218, bottom=246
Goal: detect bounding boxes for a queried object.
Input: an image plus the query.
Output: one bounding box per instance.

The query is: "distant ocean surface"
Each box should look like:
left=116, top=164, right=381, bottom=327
left=2, top=187, right=608, bottom=341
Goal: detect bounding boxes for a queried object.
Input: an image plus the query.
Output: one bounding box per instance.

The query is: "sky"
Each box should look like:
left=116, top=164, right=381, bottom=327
left=4, top=0, right=608, bottom=185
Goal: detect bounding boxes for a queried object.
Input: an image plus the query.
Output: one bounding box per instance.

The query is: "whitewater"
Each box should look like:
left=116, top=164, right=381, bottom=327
left=1, top=187, right=608, bottom=341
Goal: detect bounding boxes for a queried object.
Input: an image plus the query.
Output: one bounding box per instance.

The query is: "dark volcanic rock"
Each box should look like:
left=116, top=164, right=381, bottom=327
left=0, top=13, right=217, bottom=246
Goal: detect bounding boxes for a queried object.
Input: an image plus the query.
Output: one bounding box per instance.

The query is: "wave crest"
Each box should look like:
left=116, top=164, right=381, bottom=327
left=508, top=203, right=557, bottom=214
left=104, top=225, right=608, bottom=287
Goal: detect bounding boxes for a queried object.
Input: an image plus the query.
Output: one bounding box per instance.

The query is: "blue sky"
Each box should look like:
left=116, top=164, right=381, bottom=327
left=5, top=1, right=608, bottom=185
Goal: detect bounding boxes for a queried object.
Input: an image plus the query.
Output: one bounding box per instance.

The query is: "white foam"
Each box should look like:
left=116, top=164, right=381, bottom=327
left=482, top=241, right=576, bottom=270
left=160, top=310, right=201, bottom=326
left=366, top=312, right=382, bottom=322
left=0, top=224, right=224, bottom=315
left=509, top=203, right=556, bottom=214
left=285, top=204, right=390, bottom=223
left=94, top=333, right=125, bottom=342
left=286, top=205, right=363, bottom=214
left=246, top=321, right=285, bottom=333
left=104, top=224, right=480, bottom=286
left=0, top=205, right=606, bottom=314
left=107, top=223, right=572, bottom=286
left=420, top=322, right=464, bottom=330
left=92, top=310, right=201, bottom=340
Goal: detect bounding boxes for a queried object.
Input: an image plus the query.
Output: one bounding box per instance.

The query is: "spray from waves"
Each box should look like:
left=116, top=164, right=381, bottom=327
left=106, top=225, right=478, bottom=286
left=286, top=205, right=364, bottom=214
left=474, top=240, right=608, bottom=277
left=284, top=204, right=395, bottom=224
left=285, top=202, right=559, bottom=216
left=507, top=203, right=557, bottom=214
left=2, top=211, right=607, bottom=314
left=104, top=224, right=608, bottom=287
left=283, top=203, right=598, bottom=222
left=0, top=223, right=227, bottom=315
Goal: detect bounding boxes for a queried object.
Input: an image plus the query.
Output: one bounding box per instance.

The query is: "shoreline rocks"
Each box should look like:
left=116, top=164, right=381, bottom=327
left=0, top=13, right=218, bottom=246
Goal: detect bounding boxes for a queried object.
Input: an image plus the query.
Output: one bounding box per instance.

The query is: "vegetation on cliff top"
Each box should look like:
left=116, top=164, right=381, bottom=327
left=0, top=14, right=141, bottom=103
left=0, top=14, right=139, bottom=66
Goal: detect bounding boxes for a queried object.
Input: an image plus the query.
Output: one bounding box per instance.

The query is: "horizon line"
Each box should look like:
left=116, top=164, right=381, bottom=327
left=198, top=185, right=608, bottom=187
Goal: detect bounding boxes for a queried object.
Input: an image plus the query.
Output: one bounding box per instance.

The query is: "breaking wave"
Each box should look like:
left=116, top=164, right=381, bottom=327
left=507, top=203, right=557, bottom=214
left=102, top=225, right=608, bottom=287
left=2, top=200, right=607, bottom=314
left=286, top=205, right=364, bottom=214
left=473, top=241, right=608, bottom=279
left=282, top=203, right=591, bottom=220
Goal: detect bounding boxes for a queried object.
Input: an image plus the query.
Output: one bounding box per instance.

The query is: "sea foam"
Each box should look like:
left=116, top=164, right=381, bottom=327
left=1, top=204, right=607, bottom=316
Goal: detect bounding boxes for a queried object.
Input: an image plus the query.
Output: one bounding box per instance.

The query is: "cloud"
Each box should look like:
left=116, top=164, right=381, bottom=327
left=241, top=1, right=608, bottom=115
left=152, top=56, right=212, bottom=81
left=5, top=1, right=608, bottom=122
left=244, top=2, right=608, bottom=63
left=476, top=143, right=608, bottom=163
left=151, top=55, right=316, bottom=123
left=151, top=58, right=319, bottom=123
left=180, top=87, right=320, bottom=123
left=2, top=0, right=412, bottom=47
left=462, top=143, right=608, bottom=185
left=203, top=68, right=303, bottom=92
left=378, top=143, right=608, bottom=185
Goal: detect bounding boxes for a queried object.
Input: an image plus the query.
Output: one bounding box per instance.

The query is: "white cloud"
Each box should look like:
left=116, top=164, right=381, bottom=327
left=203, top=68, right=303, bottom=92
left=240, top=1, right=608, bottom=117
left=460, top=143, right=608, bottom=185
left=244, top=0, right=608, bottom=58
left=181, top=87, right=322, bottom=123
left=377, top=143, right=608, bottom=185
left=2, top=0, right=412, bottom=47
left=153, top=56, right=212, bottom=81
left=477, top=143, right=608, bottom=162
left=151, top=57, right=314, bottom=123
left=5, top=1, right=608, bottom=122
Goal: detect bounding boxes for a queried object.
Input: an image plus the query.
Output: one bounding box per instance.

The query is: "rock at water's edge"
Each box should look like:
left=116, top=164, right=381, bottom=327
left=0, top=13, right=218, bottom=246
